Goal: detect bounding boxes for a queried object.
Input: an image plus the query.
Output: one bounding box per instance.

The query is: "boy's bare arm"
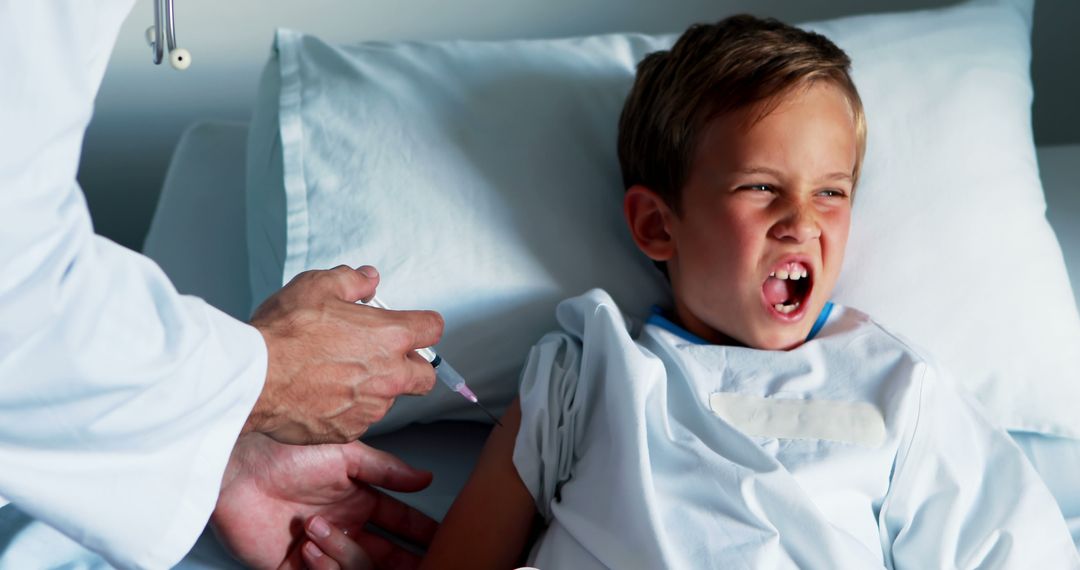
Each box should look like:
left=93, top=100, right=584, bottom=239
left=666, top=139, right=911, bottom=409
left=419, top=397, right=539, bottom=570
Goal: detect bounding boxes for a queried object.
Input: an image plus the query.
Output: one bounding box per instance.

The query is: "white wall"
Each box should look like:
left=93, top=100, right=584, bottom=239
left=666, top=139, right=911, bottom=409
left=79, top=0, right=1079, bottom=250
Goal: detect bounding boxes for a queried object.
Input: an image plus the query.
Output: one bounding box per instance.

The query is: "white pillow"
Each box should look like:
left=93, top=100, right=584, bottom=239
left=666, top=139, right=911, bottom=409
left=246, top=0, right=1080, bottom=438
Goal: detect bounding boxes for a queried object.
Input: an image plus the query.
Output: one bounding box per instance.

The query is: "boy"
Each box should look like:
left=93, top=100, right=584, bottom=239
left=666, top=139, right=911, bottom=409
left=304, top=15, right=1078, bottom=569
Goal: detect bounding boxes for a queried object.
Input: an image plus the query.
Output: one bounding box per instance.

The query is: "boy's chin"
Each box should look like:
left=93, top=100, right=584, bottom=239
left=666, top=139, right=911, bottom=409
left=743, top=324, right=813, bottom=351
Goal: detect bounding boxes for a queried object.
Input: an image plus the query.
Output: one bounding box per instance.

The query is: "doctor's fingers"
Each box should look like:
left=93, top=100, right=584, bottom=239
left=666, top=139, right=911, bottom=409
left=265, top=266, right=380, bottom=315
left=316, top=264, right=382, bottom=304
left=401, top=350, right=437, bottom=395
left=344, top=351, right=435, bottom=401
left=344, top=441, right=434, bottom=494
left=301, top=516, right=375, bottom=570
left=351, top=307, right=444, bottom=355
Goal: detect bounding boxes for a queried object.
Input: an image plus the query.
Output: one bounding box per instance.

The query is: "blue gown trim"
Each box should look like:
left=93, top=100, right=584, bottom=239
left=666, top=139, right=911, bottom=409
left=646, top=301, right=835, bottom=345
left=806, top=301, right=834, bottom=341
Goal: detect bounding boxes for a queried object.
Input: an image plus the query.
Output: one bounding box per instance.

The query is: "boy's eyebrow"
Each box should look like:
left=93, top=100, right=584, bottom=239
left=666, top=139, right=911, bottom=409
left=734, top=167, right=853, bottom=184
left=818, top=171, right=854, bottom=183
left=734, top=166, right=783, bottom=177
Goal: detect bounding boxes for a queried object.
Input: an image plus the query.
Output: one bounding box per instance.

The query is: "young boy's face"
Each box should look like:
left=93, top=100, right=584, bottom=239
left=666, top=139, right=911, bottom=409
left=629, top=82, right=857, bottom=350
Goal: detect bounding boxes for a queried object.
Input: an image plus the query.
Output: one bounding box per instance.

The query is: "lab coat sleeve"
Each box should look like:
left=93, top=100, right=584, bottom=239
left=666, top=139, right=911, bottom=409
left=0, top=2, right=268, bottom=569
left=879, top=363, right=1080, bottom=569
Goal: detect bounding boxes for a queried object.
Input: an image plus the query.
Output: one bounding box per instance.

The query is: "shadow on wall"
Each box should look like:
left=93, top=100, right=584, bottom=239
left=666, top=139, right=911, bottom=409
left=1030, top=0, right=1079, bottom=148
left=78, top=116, right=180, bottom=251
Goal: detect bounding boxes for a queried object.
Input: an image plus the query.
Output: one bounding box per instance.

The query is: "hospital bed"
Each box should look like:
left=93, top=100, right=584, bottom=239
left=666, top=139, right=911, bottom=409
left=4, top=127, right=1075, bottom=570
left=2, top=0, right=1079, bottom=566
left=151, top=122, right=1080, bottom=543
left=1, top=130, right=1077, bottom=568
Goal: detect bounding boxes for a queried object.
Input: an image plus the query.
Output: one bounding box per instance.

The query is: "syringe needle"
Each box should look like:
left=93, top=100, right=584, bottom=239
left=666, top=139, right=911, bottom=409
left=474, top=401, right=504, bottom=427
left=362, top=295, right=503, bottom=427
left=437, top=359, right=504, bottom=427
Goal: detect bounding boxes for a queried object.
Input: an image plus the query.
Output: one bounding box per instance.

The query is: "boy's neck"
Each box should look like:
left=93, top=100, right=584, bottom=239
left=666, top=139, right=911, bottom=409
left=650, top=302, right=835, bottom=347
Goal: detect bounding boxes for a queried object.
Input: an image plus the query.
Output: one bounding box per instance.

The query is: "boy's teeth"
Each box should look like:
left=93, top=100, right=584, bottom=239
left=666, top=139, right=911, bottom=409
left=772, top=301, right=801, bottom=314
left=770, top=265, right=809, bottom=281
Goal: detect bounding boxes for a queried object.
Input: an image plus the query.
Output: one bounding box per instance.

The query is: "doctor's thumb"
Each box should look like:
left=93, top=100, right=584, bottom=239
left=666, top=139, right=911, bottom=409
left=327, top=264, right=380, bottom=303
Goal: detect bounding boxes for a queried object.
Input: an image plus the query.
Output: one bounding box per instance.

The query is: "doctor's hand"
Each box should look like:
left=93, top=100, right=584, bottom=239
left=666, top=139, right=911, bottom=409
left=213, top=432, right=438, bottom=570
left=245, top=265, right=444, bottom=444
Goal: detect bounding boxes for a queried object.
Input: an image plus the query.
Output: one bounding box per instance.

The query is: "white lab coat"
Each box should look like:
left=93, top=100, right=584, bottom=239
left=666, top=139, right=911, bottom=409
left=0, top=2, right=267, bottom=568
left=514, top=289, right=1079, bottom=569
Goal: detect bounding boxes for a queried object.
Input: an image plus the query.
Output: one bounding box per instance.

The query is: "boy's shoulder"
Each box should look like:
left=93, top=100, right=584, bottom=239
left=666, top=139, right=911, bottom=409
left=832, top=305, right=940, bottom=371
left=547, top=288, right=639, bottom=344
left=523, top=288, right=639, bottom=374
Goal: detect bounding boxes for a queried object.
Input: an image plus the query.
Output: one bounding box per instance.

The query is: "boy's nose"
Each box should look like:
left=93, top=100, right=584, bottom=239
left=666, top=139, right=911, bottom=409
left=769, top=203, right=821, bottom=243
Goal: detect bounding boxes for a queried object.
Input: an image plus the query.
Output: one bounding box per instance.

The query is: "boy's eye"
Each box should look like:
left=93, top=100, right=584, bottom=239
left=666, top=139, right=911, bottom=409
left=817, top=188, right=848, bottom=198
left=741, top=184, right=773, bottom=192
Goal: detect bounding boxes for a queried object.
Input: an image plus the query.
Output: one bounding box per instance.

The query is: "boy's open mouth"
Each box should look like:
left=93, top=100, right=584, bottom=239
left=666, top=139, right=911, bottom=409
left=762, top=261, right=813, bottom=317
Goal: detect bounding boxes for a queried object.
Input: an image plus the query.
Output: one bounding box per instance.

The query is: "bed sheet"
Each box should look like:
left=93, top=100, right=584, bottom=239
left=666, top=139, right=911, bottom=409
left=0, top=126, right=1076, bottom=567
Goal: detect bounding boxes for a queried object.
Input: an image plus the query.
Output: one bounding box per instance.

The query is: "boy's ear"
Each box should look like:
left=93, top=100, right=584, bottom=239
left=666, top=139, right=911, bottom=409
left=623, top=185, right=675, bottom=262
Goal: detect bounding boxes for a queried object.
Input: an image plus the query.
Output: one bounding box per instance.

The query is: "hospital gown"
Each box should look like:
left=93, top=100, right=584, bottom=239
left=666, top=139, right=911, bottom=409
left=513, top=289, right=1079, bottom=569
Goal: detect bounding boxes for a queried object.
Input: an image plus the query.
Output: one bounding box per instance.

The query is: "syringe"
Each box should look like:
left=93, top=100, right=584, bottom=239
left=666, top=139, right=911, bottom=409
left=363, top=295, right=503, bottom=426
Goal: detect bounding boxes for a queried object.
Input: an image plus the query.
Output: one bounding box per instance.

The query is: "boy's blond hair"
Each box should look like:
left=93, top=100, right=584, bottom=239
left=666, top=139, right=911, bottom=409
left=618, top=15, right=867, bottom=211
